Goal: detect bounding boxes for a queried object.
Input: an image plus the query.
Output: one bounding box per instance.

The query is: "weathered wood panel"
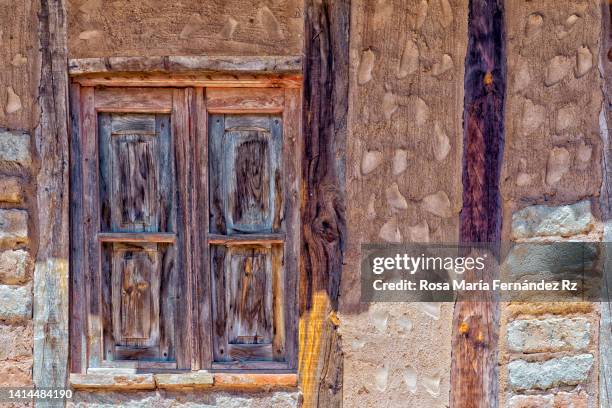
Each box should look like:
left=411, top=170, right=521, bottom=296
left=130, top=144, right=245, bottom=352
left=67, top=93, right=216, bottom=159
left=300, top=0, right=349, bottom=406
left=34, top=0, right=70, bottom=404
left=111, top=244, right=160, bottom=346
left=600, top=3, right=612, bottom=406
left=209, top=114, right=282, bottom=235
left=94, top=88, right=173, bottom=113
left=210, top=244, right=285, bottom=365
left=207, top=88, right=285, bottom=113
left=451, top=0, right=506, bottom=407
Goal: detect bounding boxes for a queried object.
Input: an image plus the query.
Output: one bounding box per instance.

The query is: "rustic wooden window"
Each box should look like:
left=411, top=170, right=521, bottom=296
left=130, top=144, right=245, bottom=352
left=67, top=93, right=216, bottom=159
left=71, top=85, right=300, bottom=374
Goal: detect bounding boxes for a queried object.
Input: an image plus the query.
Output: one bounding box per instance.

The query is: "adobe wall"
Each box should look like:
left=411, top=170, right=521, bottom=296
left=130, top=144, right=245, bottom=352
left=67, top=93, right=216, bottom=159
left=500, top=0, right=604, bottom=406
left=66, top=0, right=303, bottom=58
left=340, top=0, right=468, bottom=407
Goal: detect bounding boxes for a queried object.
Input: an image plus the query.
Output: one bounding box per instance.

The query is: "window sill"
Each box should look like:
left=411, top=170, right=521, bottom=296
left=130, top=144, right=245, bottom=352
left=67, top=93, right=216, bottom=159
left=69, top=372, right=297, bottom=391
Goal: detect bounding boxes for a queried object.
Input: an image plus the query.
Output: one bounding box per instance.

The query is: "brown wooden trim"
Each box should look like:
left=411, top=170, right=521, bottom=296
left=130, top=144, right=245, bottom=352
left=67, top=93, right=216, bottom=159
left=195, top=87, right=213, bottom=370
left=211, top=361, right=290, bottom=371
left=94, top=87, right=173, bottom=113
left=81, top=85, right=104, bottom=369
left=70, top=372, right=296, bottom=391
left=283, top=87, right=301, bottom=370
left=213, top=373, right=297, bottom=390
left=207, top=233, right=285, bottom=245
left=72, top=73, right=302, bottom=89
left=96, top=361, right=177, bottom=370
left=300, top=0, right=349, bottom=406
left=173, top=88, right=194, bottom=370
left=206, top=88, right=285, bottom=113
left=68, top=55, right=302, bottom=75
left=97, top=232, right=177, bottom=243
left=70, top=82, right=87, bottom=374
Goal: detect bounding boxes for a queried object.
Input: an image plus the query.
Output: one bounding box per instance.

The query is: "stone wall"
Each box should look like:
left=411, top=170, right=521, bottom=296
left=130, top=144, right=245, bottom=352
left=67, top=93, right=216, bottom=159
left=0, top=0, right=39, bottom=397
left=501, top=0, right=604, bottom=406
left=69, top=390, right=299, bottom=408
left=340, top=0, right=468, bottom=406
left=0, top=130, right=34, bottom=391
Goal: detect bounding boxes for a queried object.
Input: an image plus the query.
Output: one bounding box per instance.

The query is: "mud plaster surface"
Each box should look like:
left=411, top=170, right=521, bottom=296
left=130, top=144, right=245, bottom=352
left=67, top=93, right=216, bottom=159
left=340, top=0, right=468, bottom=407
left=501, top=0, right=603, bottom=225
left=67, top=0, right=303, bottom=58
left=0, top=0, right=40, bottom=130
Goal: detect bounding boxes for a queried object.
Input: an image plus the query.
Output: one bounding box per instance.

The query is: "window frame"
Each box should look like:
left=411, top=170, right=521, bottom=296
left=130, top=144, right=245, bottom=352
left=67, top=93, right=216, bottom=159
left=69, top=82, right=301, bottom=375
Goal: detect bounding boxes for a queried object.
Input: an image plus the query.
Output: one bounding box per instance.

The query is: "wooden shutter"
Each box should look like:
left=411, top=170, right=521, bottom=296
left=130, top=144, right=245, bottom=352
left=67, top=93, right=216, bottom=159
left=207, top=98, right=298, bottom=370
left=71, top=85, right=299, bottom=374
left=76, top=88, right=193, bottom=371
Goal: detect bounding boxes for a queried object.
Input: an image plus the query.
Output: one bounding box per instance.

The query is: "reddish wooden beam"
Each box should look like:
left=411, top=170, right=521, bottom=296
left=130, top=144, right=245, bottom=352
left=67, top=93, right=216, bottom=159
left=452, top=0, right=506, bottom=407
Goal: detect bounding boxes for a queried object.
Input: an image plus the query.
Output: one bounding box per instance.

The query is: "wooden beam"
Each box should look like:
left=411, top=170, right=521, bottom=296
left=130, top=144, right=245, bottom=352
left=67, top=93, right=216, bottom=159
left=33, top=0, right=70, bottom=404
left=599, top=2, right=612, bottom=406
left=299, top=1, right=349, bottom=407
left=68, top=55, right=302, bottom=75
left=71, top=73, right=302, bottom=89
left=451, top=0, right=506, bottom=407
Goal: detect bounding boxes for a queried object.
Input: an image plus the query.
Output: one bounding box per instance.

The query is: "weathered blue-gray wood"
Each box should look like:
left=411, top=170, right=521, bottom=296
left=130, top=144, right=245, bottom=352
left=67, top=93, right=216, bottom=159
left=34, top=0, right=70, bottom=406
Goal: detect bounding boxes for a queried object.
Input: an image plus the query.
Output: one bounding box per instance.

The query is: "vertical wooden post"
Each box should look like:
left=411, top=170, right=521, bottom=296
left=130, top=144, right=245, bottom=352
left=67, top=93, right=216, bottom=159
left=33, top=0, right=70, bottom=405
left=300, top=0, right=349, bottom=407
left=451, top=0, right=506, bottom=407
left=599, top=2, right=612, bottom=406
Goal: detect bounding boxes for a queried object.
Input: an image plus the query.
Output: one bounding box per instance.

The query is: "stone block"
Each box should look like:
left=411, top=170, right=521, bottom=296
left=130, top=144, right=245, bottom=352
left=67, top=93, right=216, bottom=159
left=506, top=394, right=553, bottom=408
left=506, top=391, right=588, bottom=408
left=0, top=359, right=32, bottom=387
left=0, top=177, right=24, bottom=203
left=508, top=354, right=593, bottom=390
left=0, top=130, right=30, bottom=170
left=0, top=284, right=32, bottom=321
left=0, top=322, right=32, bottom=361
left=511, top=201, right=593, bottom=240
left=0, top=249, right=32, bottom=284
left=507, top=317, right=590, bottom=353
left=0, top=209, right=28, bottom=245
left=554, top=390, right=588, bottom=408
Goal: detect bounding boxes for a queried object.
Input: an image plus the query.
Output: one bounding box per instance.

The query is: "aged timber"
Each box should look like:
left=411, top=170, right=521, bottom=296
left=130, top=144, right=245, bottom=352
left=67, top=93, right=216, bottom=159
left=599, top=2, right=612, bottom=406
left=452, top=0, right=506, bottom=407
left=33, top=0, right=71, bottom=405
left=300, top=0, right=349, bottom=407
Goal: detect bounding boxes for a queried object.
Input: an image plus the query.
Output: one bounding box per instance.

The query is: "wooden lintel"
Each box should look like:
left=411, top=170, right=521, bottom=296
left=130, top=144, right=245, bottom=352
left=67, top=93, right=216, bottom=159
left=71, top=72, right=302, bottom=89
left=68, top=55, right=303, bottom=75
